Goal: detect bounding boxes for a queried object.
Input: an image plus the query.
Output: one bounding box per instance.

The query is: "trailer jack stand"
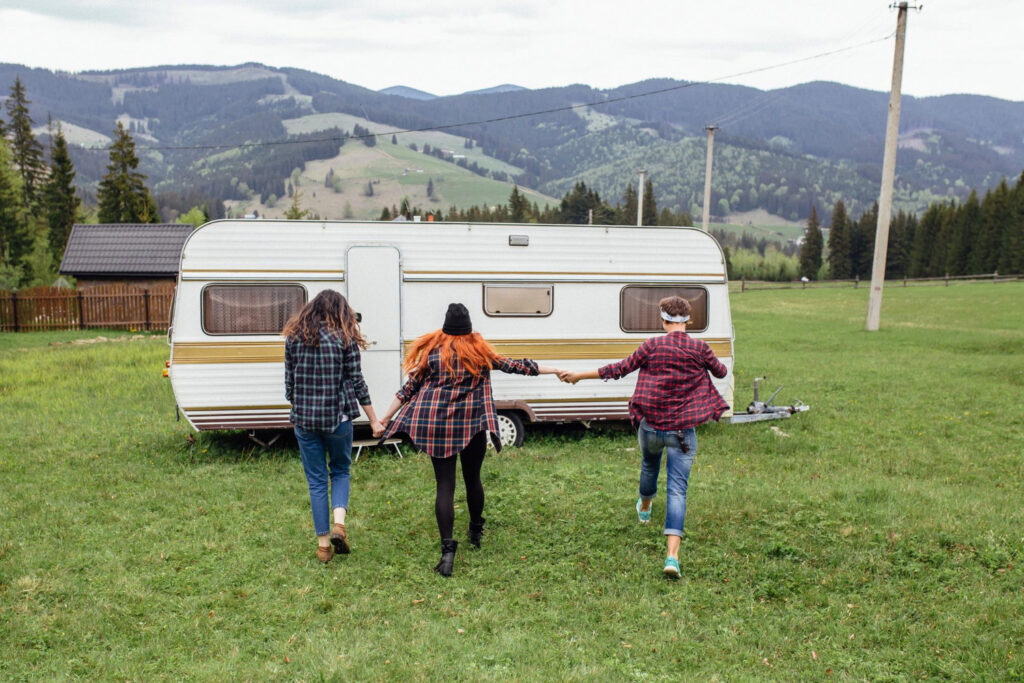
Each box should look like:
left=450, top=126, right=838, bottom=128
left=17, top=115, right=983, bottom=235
left=248, top=430, right=283, bottom=448
left=728, top=377, right=810, bottom=424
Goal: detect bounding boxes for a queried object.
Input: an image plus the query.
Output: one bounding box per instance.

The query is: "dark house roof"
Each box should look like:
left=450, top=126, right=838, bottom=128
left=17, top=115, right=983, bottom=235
left=59, top=224, right=194, bottom=278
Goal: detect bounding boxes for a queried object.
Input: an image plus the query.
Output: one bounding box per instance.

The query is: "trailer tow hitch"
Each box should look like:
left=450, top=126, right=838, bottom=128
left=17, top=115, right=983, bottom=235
left=728, top=377, right=809, bottom=424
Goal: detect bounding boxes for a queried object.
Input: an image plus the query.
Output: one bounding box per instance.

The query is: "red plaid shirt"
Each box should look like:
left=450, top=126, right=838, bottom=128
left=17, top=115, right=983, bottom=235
left=599, top=331, right=729, bottom=431
left=383, top=350, right=539, bottom=458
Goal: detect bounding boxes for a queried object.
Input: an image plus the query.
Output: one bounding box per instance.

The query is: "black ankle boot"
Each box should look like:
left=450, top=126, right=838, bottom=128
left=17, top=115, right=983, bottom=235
left=434, top=539, right=458, bottom=576
left=468, top=517, right=485, bottom=547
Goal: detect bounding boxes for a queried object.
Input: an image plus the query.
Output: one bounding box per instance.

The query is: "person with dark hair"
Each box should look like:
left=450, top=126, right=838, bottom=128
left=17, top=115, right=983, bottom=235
left=376, top=303, right=563, bottom=576
left=283, top=289, right=383, bottom=563
left=561, top=296, right=728, bottom=578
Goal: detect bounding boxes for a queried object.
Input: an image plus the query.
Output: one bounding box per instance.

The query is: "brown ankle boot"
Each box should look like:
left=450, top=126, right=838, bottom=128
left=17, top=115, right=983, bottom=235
left=330, top=523, right=350, bottom=554
left=317, top=544, right=334, bottom=563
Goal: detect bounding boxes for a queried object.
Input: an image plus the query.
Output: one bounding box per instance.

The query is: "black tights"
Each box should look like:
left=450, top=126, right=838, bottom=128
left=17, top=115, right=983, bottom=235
left=430, top=431, right=487, bottom=540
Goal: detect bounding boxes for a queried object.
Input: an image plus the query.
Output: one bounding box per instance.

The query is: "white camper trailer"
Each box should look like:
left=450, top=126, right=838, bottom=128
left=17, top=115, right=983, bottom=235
left=166, top=219, right=734, bottom=445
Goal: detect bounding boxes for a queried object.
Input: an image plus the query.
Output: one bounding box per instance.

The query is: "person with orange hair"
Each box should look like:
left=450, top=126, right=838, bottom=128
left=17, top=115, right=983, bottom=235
left=376, top=303, right=562, bottom=576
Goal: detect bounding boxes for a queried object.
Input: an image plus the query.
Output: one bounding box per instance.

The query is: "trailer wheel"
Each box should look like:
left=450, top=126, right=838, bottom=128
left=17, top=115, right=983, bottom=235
left=496, top=411, right=525, bottom=448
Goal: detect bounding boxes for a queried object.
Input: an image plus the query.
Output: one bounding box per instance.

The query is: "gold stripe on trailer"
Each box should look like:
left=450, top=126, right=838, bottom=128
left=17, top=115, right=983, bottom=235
left=172, top=342, right=284, bottom=364
left=171, top=338, right=733, bottom=364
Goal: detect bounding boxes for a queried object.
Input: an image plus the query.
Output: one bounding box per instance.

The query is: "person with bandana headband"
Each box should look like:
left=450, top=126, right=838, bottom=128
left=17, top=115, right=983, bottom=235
left=560, top=295, right=728, bottom=578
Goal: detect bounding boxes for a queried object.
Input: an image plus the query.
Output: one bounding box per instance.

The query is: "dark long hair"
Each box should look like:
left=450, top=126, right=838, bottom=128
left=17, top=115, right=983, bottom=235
left=282, top=289, right=367, bottom=349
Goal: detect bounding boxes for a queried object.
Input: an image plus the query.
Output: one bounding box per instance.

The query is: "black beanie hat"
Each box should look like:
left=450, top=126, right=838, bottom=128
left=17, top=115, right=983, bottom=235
left=442, top=303, right=473, bottom=335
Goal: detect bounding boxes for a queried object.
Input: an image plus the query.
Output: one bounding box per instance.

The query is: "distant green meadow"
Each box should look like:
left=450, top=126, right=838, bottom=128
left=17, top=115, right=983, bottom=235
left=1, top=284, right=1022, bottom=679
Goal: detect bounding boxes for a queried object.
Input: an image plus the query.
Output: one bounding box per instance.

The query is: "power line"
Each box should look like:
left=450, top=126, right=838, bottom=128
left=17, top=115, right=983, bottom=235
left=136, top=32, right=894, bottom=153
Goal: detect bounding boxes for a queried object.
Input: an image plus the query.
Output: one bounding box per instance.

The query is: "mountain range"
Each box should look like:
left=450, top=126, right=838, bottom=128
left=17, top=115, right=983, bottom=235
left=2, top=61, right=1022, bottom=224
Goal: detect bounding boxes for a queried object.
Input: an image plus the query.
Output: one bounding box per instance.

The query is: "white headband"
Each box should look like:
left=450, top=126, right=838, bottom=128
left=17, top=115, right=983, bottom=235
left=661, top=311, right=690, bottom=323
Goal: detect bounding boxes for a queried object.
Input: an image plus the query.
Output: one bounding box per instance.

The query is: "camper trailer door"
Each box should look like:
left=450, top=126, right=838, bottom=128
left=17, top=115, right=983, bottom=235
left=346, top=246, right=403, bottom=415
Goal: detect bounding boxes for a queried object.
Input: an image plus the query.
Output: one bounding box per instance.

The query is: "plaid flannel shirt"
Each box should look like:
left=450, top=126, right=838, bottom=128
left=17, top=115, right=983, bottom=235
left=383, top=350, right=539, bottom=458
left=599, top=331, right=729, bottom=431
left=284, top=326, right=372, bottom=431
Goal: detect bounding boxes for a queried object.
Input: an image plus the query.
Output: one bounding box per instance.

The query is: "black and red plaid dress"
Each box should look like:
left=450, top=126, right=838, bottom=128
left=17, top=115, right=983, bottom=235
left=383, top=349, right=539, bottom=458
left=599, top=331, right=729, bottom=431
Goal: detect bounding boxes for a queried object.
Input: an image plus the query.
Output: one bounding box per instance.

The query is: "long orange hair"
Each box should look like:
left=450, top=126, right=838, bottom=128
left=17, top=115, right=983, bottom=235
left=403, top=329, right=503, bottom=380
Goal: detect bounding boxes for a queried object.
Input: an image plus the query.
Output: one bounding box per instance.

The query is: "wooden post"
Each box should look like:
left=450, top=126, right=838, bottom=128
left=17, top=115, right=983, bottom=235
left=903, top=275, right=907, bottom=287
left=144, top=289, right=151, bottom=331
left=866, top=2, right=911, bottom=331
left=855, top=275, right=860, bottom=289
left=77, top=290, right=85, bottom=329
left=11, top=291, right=18, bottom=332
left=945, top=272, right=949, bottom=286
left=741, top=276, right=746, bottom=292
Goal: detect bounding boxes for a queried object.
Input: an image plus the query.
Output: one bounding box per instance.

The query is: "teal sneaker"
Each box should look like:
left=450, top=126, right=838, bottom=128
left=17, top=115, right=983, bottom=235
left=663, top=557, right=681, bottom=579
left=636, top=498, right=651, bottom=523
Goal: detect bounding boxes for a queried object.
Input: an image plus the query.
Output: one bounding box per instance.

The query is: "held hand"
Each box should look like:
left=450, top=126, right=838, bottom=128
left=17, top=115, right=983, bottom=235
left=558, top=370, right=579, bottom=385
left=371, top=419, right=385, bottom=438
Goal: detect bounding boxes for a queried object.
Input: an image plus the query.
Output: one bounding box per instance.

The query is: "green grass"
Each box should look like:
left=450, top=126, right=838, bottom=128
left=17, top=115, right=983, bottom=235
left=2, top=284, right=1023, bottom=679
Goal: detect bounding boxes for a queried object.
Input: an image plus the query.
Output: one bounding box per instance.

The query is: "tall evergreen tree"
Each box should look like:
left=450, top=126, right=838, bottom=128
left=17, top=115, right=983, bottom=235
left=642, top=178, right=657, bottom=226
left=909, top=203, right=943, bottom=277
left=509, top=185, right=529, bottom=223
left=43, top=126, right=81, bottom=258
left=852, top=202, right=877, bottom=277
left=0, top=136, right=32, bottom=277
left=97, top=122, right=159, bottom=223
left=5, top=77, right=47, bottom=209
left=972, top=179, right=1011, bottom=274
left=998, top=171, right=1024, bottom=275
left=619, top=183, right=638, bottom=225
left=948, top=190, right=980, bottom=276
left=798, top=206, right=823, bottom=279
left=826, top=200, right=851, bottom=279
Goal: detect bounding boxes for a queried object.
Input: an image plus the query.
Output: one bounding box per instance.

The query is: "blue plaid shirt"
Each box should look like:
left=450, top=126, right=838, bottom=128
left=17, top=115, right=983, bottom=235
left=284, top=325, right=372, bottom=431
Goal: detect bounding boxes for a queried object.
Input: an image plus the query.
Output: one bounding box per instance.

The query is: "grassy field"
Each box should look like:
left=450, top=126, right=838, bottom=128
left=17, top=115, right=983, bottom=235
left=2, top=284, right=1022, bottom=679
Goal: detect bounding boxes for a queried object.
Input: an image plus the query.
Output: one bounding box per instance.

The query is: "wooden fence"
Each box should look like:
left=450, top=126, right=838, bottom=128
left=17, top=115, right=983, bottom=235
left=0, top=283, right=175, bottom=332
left=737, top=271, right=1022, bottom=292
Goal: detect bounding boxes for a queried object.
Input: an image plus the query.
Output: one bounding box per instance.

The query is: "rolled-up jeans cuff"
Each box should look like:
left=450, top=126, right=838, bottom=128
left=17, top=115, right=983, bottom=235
left=663, top=528, right=683, bottom=537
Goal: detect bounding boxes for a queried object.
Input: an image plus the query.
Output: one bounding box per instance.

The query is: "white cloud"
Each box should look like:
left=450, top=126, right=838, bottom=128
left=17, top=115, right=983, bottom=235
left=0, top=0, right=1021, bottom=100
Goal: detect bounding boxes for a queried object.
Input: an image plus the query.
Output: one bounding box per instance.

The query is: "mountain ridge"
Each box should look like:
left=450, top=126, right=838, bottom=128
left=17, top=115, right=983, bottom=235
left=2, top=61, right=1021, bottom=223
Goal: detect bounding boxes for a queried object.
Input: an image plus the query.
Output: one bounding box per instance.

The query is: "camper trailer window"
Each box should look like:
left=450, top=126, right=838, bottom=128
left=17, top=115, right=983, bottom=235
left=620, top=286, right=708, bottom=333
left=202, top=284, right=307, bottom=335
left=483, top=285, right=553, bottom=317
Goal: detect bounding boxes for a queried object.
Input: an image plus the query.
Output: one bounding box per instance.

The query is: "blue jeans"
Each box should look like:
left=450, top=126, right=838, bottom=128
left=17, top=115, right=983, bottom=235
left=637, top=420, right=697, bottom=537
left=295, top=421, right=353, bottom=536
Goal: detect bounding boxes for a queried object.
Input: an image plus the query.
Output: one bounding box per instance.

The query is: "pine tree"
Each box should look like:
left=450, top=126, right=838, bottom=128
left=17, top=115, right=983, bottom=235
left=909, top=203, right=943, bottom=277
left=509, top=185, right=529, bottom=223
left=948, top=190, right=980, bottom=275
left=974, top=179, right=1012, bottom=274
left=283, top=189, right=311, bottom=220
left=426, top=178, right=435, bottom=199
left=42, top=126, right=81, bottom=258
left=642, top=179, right=657, bottom=226
left=619, top=183, right=638, bottom=225
left=998, top=171, right=1024, bottom=275
left=5, top=77, right=47, bottom=209
left=799, top=206, right=823, bottom=279
left=0, top=136, right=32, bottom=279
left=97, top=122, right=159, bottom=223
left=826, top=200, right=851, bottom=279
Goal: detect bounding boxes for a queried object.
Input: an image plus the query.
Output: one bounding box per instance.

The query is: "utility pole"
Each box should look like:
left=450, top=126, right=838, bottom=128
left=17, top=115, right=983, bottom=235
left=866, top=2, right=913, bottom=331
left=701, top=126, right=717, bottom=232
left=636, top=169, right=645, bottom=226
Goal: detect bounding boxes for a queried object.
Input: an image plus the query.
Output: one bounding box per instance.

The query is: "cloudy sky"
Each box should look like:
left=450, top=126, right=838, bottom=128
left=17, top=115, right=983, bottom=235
left=0, top=0, right=1021, bottom=101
